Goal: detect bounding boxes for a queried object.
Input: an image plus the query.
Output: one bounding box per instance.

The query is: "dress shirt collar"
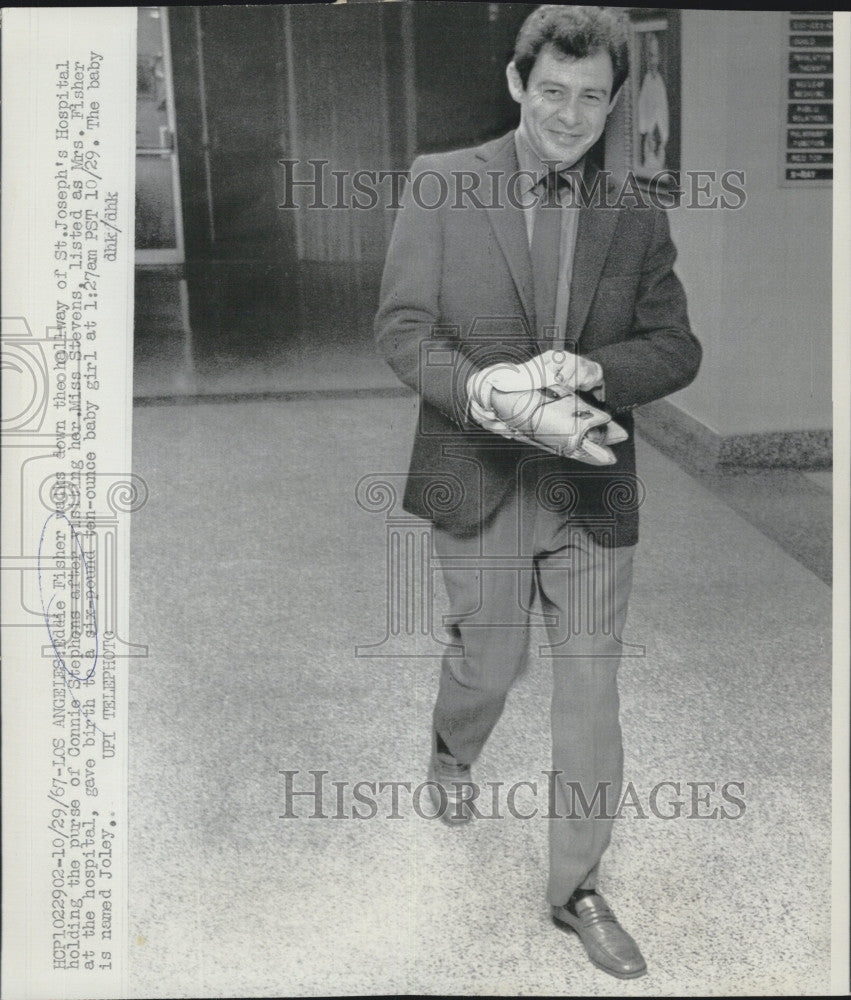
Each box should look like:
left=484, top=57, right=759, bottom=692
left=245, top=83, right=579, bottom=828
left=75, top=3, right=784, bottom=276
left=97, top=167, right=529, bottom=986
left=513, top=129, right=585, bottom=197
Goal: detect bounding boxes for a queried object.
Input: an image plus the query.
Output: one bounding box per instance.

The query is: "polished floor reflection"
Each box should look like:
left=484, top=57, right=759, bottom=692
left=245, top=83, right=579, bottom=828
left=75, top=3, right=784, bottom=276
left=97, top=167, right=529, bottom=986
left=134, top=264, right=400, bottom=399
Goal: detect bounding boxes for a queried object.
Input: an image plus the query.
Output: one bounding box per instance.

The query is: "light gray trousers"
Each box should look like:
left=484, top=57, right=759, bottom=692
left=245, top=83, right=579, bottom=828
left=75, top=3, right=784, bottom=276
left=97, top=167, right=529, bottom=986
left=432, top=487, right=635, bottom=906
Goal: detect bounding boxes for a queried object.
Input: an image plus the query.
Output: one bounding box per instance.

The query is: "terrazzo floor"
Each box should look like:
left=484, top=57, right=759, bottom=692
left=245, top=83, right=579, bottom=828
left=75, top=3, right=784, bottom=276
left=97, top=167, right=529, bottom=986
left=127, top=392, right=834, bottom=996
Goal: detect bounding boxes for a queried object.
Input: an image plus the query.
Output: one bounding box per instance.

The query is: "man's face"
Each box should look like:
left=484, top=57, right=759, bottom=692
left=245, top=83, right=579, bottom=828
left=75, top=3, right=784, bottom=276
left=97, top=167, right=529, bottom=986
left=507, top=44, right=617, bottom=169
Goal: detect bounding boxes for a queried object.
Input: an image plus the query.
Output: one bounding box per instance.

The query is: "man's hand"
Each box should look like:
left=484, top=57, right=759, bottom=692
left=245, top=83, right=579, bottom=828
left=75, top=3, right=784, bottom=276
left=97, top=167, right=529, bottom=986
left=467, top=397, right=518, bottom=441
left=548, top=351, right=605, bottom=394
left=467, top=349, right=603, bottom=411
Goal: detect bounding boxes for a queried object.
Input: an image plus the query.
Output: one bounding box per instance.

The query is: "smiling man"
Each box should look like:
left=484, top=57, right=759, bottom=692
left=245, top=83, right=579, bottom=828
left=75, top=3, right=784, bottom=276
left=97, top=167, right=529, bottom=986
left=508, top=35, right=616, bottom=169
left=375, top=5, right=701, bottom=980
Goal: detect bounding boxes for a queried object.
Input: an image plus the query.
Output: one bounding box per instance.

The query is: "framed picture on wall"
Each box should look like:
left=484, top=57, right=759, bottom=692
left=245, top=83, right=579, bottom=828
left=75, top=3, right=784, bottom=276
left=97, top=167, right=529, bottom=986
left=626, top=9, right=682, bottom=186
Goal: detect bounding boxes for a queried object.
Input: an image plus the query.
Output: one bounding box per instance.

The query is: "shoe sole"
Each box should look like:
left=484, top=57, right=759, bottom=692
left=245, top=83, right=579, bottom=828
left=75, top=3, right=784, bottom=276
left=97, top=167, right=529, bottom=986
left=551, top=914, right=648, bottom=980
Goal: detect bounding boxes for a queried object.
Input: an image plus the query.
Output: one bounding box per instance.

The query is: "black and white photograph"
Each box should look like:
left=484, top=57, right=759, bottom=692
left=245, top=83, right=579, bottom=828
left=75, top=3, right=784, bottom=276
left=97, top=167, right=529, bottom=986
left=1, top=4, right=848, bottom=998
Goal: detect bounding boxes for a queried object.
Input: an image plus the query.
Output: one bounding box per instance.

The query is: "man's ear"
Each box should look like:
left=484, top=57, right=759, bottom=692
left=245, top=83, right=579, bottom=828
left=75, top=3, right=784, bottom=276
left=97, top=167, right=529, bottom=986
left=506, top=61, right=525, bottom=104
left=607, top=85, right=622, bottom=115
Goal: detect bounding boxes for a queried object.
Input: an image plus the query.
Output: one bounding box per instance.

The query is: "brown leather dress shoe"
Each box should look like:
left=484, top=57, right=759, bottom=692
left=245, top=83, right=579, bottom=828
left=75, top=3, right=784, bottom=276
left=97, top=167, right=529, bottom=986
left=551, top=892, right=647, bottom=979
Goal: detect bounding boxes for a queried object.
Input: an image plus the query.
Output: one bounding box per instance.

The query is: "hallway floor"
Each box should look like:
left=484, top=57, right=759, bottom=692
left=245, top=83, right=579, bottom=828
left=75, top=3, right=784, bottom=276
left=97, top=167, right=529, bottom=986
left=128, top=392, right=832, bottom=997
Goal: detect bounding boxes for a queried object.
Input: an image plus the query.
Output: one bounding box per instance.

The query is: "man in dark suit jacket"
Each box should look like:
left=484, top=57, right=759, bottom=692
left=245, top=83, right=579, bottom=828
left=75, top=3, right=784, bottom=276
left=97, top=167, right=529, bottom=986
left=375, top=5, right=701, bottom=979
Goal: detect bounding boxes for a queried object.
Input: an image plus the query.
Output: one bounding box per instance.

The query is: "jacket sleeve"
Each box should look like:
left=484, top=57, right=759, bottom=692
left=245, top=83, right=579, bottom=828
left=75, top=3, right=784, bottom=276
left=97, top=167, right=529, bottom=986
left=583, top=207, right=702, bottom=412
left=374, top=156, right=482, bottom=430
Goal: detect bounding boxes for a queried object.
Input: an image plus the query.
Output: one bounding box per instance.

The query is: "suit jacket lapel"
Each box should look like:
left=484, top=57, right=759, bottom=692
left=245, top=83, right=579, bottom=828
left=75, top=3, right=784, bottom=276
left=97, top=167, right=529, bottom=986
left=475, top=135, right=620, bottom=349
left=477, top=136, right=535, bottom=333
left=565, top=179, right=619, bottom=348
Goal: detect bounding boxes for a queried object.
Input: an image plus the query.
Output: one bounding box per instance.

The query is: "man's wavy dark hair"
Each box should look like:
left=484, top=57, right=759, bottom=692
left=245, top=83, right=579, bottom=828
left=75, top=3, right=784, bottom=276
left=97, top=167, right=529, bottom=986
left=513, top=5, right=630, bottom=96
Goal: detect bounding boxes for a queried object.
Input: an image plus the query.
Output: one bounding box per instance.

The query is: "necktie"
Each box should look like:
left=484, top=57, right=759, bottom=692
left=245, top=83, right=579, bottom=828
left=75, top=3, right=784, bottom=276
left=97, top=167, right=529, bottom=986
left=531, top=171, right=564, bottom=341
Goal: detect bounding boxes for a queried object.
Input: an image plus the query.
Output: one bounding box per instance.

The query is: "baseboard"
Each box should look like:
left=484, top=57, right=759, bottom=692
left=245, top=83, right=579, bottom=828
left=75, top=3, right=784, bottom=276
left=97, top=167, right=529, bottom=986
left=634, top=398, right=832, bottom=471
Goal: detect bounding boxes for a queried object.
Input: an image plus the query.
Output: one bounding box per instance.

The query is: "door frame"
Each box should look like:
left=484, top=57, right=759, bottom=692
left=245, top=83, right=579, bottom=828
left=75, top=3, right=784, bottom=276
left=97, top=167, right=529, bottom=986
left=136, top=6, right=186, bottom=266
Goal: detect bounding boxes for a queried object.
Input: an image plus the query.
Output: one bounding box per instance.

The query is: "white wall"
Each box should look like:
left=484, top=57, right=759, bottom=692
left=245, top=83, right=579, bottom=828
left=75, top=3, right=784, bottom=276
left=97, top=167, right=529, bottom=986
left=669, top=10, right=832, bottom=436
